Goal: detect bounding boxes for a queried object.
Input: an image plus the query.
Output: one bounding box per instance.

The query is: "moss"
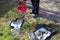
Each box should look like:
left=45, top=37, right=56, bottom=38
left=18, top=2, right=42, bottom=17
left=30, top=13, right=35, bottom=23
left=0, top=33, right=3, bottom=36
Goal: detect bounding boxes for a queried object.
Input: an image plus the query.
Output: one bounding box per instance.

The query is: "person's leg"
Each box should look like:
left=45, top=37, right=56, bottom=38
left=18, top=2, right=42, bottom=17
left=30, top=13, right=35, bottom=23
left=33, top=0, right=40, bottom=18
left=31, top=0, right=36, bottom=13
left=35, top=0, right=40, bottom=15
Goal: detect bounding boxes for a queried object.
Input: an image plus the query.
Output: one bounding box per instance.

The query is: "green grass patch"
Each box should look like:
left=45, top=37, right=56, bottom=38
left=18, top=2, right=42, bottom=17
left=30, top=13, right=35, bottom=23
left=0, top=0, right=60, bottom=40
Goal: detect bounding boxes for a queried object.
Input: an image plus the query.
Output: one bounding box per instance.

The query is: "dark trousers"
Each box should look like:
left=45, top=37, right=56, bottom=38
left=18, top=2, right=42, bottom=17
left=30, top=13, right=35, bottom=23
left=31, top=0, right=40, bottom=14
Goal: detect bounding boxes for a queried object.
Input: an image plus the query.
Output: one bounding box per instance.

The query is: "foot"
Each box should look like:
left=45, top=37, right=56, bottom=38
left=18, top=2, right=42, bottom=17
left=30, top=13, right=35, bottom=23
left=33, top=14, right=40, bottom=18
left=30, top=10, right=35, bottom=14
left=30, top=12, right=34, bottom=14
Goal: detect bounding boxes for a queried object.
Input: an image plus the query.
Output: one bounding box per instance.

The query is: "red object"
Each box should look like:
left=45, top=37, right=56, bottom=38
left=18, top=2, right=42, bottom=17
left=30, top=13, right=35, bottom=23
left=17, top=1, right=26, bottom=12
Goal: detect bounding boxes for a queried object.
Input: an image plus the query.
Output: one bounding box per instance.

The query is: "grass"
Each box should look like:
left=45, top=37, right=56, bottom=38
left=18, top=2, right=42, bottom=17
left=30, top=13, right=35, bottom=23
left=0, top=0, right=60, bottom=40
left=0, top=0, right=34, bottom=40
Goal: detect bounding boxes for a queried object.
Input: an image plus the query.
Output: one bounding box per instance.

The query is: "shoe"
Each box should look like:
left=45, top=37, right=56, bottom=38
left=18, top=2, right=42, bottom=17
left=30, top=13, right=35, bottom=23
left=30, top=12, right=34, bottom=14
left=30, top=10, right=35, bottom=14
left=33, top=14, right=40, bottom=18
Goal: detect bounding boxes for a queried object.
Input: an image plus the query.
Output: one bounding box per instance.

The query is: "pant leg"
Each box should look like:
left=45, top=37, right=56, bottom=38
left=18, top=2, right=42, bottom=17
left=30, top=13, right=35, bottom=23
left=35, top=0, right=40, bottom=14
left=31, top=0, right=35, bottom=13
